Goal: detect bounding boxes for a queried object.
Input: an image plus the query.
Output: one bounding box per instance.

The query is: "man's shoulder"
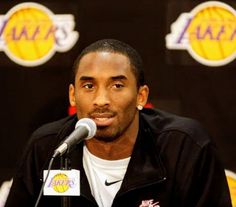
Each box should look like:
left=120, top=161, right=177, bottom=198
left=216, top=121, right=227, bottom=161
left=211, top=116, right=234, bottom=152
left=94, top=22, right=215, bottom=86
left=141, top=108, right=211, bottom=147
left=31, top=115, right=77, bottom=142
left=21, top=115, right=78, bottom=159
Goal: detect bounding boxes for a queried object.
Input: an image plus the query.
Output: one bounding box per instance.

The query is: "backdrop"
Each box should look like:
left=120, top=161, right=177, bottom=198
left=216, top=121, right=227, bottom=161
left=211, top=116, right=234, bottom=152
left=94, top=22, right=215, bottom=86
left=0, top=0, right=235, bottom=196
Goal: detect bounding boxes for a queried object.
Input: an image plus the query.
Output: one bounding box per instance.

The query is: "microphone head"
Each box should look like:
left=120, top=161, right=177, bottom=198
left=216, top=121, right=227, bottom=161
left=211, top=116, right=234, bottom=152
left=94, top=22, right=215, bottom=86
left=75, top=118, right=97, bottom=140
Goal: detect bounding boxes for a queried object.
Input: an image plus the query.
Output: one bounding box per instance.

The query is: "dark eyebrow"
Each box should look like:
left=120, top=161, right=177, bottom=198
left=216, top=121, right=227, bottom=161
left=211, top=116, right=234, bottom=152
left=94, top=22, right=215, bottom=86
left=79, top=75, right=127, bottom=81
left=110, top=75, right=127, bottom=81
left=79, top=76, right=94, bottom=81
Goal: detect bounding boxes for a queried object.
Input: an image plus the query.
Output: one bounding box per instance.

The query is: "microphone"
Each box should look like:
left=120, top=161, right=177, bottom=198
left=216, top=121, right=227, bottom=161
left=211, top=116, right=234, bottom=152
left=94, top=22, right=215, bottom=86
left=53, top=118, right=96, bottom=157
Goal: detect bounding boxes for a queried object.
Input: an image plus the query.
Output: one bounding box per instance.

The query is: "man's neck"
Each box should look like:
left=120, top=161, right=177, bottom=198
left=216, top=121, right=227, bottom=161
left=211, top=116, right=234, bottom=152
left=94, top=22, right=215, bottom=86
left=85, top=114, right=139, bottom=160
left=85, top=136, right=137, bottom=160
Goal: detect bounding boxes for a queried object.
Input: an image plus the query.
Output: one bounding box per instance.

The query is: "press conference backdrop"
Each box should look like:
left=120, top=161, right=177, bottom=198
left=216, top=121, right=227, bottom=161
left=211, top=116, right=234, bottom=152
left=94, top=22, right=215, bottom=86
left=0, top=0, right=235, bottom=203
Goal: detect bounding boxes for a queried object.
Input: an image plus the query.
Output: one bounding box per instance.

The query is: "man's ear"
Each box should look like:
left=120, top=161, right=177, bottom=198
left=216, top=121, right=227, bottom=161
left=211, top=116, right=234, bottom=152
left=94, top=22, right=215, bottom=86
left=69, top=84, right=76, bottom=107
left=136, top=85, right=149, bottom=108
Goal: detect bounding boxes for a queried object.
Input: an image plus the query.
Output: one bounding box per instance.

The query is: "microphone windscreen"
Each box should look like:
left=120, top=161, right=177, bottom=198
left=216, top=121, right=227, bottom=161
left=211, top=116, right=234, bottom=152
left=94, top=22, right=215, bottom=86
left=76, top=118, right=97, bottom=139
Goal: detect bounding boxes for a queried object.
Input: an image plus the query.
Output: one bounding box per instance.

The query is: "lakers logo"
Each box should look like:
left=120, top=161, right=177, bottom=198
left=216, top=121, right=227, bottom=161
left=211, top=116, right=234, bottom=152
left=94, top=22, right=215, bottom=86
left=0, top=2, right=79, bottom=67
left=166, top=1, right=236, bottom=67
left=48, top=173, right=73, bottom=193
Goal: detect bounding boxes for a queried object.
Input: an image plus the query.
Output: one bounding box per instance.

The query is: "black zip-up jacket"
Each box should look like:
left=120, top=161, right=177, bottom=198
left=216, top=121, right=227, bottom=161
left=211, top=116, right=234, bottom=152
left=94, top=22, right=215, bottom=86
left=5, top=108, right=232, bottom=207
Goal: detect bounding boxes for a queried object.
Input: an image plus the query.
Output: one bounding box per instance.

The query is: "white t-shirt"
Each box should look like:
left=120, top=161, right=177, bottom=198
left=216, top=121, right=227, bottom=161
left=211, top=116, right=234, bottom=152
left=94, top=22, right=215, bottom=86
left=83, top=146, right=130, bottom=207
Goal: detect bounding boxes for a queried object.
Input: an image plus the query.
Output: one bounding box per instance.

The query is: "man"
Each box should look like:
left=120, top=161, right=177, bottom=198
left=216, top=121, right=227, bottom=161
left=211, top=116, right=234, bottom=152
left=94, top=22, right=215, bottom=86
left=5, top=39, right=232, bottom=207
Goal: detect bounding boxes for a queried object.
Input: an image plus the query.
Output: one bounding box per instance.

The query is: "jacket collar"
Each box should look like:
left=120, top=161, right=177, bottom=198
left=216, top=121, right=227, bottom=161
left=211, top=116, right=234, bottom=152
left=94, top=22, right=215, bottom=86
left=117, top=114, right=166, bottom=195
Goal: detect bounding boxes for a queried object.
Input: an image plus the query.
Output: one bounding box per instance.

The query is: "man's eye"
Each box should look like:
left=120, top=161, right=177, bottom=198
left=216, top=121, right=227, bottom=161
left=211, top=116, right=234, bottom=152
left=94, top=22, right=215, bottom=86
left=83, top=83, right=94, bottom=89
left=113, top=83, right=124, bottom=88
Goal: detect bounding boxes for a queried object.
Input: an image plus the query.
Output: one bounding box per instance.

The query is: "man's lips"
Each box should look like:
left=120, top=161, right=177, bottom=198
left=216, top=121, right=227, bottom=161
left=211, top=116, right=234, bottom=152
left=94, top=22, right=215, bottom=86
left=89, top=113, right=115, bottom=127
left=92, top=117, right=115, bottom=126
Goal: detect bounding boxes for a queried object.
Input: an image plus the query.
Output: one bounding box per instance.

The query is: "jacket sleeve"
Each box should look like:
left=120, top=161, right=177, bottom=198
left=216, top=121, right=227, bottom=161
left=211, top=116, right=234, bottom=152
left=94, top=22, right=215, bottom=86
left=5, top=132, right=55, bottom=207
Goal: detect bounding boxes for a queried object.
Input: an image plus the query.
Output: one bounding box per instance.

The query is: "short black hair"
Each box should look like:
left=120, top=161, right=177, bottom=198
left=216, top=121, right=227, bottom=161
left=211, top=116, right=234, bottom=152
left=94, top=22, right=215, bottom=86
left=71, top=39, right=145, bottom=88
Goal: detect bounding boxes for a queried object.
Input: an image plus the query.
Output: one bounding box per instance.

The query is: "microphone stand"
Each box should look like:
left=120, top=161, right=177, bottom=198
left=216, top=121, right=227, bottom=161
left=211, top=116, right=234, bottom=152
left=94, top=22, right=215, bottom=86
left=60, top=156, right=71, bottom=207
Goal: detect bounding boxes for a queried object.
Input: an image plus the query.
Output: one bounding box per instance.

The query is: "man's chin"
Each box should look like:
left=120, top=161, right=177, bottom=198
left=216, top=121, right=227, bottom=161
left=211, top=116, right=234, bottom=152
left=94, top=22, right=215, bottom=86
left=92, top=123, right=126, bottom=142
left=94, top=134, right=117, bottom=142
left=94, top=130, right=120, bottom=142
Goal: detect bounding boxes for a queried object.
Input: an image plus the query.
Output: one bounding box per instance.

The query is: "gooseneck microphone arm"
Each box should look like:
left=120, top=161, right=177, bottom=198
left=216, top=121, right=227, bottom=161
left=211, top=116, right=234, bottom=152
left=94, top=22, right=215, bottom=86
left=53, top=118, right=97, bottom=158
left=53, top=126, right=89, bottom=158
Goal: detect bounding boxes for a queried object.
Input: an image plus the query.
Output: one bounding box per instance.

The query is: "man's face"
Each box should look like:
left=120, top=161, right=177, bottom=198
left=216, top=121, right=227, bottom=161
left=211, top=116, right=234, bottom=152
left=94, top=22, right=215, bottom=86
left=69, top=51, right=148, bottom=142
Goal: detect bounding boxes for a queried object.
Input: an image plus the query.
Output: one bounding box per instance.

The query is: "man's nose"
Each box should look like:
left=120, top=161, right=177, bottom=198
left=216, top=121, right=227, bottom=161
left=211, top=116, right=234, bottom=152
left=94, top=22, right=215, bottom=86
left=93, top=88, right=110, bottom=107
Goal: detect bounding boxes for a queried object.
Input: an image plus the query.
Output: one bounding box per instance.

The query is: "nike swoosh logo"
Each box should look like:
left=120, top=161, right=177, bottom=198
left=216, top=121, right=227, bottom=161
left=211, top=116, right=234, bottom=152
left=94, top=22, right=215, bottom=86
left=105, top=179, right=122, bottom=186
